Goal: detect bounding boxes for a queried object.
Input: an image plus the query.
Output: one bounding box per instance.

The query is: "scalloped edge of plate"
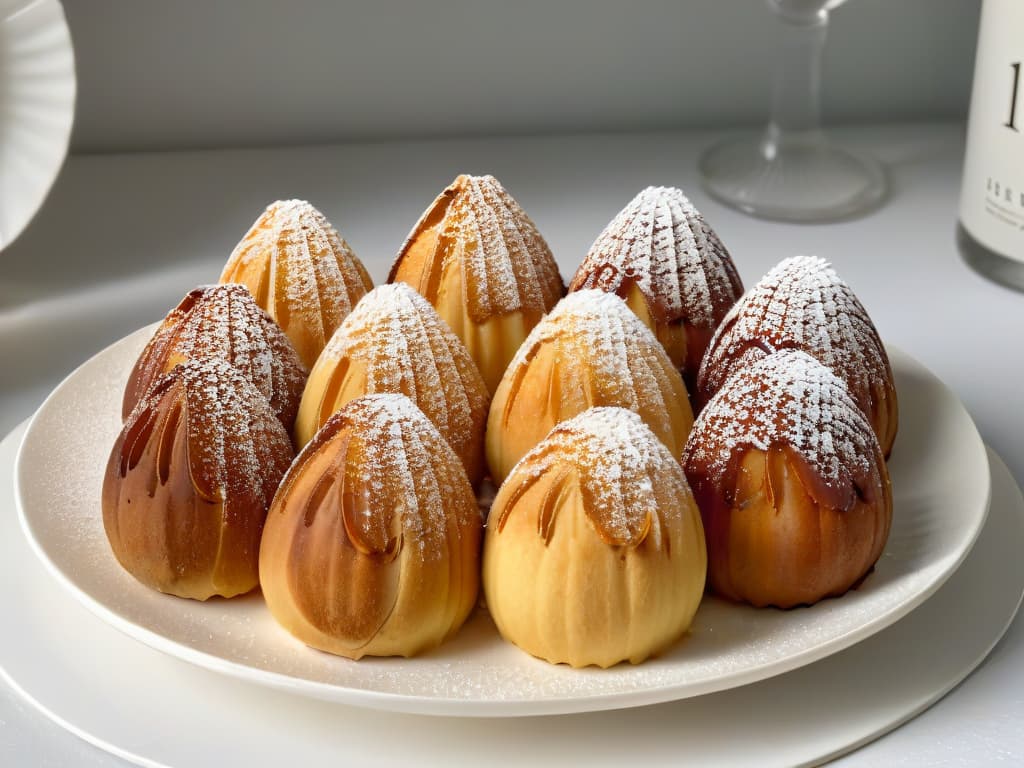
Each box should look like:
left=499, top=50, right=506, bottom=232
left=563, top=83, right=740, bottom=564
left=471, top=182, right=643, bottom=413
left=0, top=0, right=76, bottom=249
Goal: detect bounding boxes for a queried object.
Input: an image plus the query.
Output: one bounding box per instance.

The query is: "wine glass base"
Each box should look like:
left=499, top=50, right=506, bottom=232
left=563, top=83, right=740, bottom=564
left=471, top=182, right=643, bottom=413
left=699, top=135, right=887, bottom=223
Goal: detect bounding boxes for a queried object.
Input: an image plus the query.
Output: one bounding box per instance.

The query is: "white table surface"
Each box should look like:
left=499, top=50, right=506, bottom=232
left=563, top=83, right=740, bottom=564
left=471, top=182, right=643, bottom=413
left=1, top=122, right=1022, bottom=765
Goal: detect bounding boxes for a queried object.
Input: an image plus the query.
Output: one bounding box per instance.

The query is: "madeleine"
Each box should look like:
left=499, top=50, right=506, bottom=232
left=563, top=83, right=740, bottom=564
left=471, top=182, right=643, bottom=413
left=683, top=349, right=892, bottom=609
left=260, top=394, right=481, bottom=659
left=294, top=284, right=489, bottom=486
left=697, top=255, right=897, bottom=456
left=122, top=283, right=307, bottom=429
left=388, top=174, right=564, bottom=393
left=103, top=358, right=294, bottom=600
left=220, top=199, right=373, bottom=368
left=484, top=407, right=706, bottom=668
left=486, top=289, right=693, bottom=485
left=569, top=186, right=743, bottom=388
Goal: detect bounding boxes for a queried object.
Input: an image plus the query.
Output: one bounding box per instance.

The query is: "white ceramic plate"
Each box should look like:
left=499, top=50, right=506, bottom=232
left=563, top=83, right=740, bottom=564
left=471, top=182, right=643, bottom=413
left=3, top=424, right=1021, bottom=768
left=0, top=0, right=75, bottom=249
left=14, top=327, right=990, bottom=716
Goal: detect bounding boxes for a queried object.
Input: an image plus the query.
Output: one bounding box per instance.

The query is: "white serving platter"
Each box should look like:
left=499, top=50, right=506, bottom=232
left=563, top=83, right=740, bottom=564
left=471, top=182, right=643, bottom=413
left=15, top=327, right=989, bottom=716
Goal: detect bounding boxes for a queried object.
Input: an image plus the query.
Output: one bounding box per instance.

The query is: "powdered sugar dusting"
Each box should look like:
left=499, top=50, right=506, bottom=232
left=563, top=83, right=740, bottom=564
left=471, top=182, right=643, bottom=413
left=221, top=200, right=373, bottom=366
left=698, top=256, right=892, bottom=421
left=125, top=284, right=307, bottom=427
left=393, top=175, right=563, bottom=324
left=131, top=357, right=293, bottom=509
left=685, top=350, right=880, bottom=502
left=295, top=394, right=477, bottom=559
left=499, top=407, right=690, bottom=548
left=571, top=187, right=743, bottom=329
left=502, top=290, right=683, bottom=443
left=315, top=284, right=488, bottom=470
left=485, top=177, right=565, bottom=313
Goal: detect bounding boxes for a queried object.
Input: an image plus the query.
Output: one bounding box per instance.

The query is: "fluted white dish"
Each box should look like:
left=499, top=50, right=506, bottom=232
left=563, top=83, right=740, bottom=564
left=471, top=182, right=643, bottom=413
left=14, top=326, right=990, bottom=716
left=0, top=0, right=75, bottom=249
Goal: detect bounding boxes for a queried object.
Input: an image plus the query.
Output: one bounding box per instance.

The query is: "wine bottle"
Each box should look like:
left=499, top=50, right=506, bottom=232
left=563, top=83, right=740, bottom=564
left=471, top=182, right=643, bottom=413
left=958, top=0, right=1024, bottom=290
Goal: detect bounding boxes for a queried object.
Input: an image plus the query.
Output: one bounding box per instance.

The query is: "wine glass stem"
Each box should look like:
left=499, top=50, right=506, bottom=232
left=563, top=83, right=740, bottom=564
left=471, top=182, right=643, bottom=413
left=765, top=9, right=829, bottom=153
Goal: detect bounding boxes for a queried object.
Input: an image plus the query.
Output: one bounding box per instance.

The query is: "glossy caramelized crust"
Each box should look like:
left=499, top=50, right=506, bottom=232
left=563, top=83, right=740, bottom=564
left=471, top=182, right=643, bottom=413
left=484, top=408, right=706, bottom=668
left=569, top=186, right=743, bottom=386
left=122, top=284, right=307, bottom=429
left=103, top=358, right=294, bottom=600
left=295, top=284, right=489, bottom=485
left=697, top=256, right=897, bottom=456
left=220, top=199, right=373, bottom=368
left=387, top=174, right=564, bottom=393
left=259, top=394, right=481, bottom=659
left=486, top=289, right=694, bottom=485
left=683, top=350, right=892, bottom=609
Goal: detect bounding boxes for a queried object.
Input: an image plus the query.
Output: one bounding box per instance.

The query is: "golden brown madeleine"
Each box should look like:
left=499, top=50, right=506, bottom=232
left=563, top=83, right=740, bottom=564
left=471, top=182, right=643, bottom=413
left=103, top=358, right=294, bottom=600
left=697, top=256, right=898, bottom=456
left=388, top=174, right=564, bottom=393
left=683, top=350, right=892, bottom=609
left=486, top=289, right=693, bottom=485
left=260, top=394, right=481, bottom=659
left=122, top=284, right=307, bottom=429
left=484, top=407, right=706, bottom=668
left=569, top=186, right=743, bottom=388
left=294, top=284, right=489, bottom=486
left=220, top=199, right=373, bottom=368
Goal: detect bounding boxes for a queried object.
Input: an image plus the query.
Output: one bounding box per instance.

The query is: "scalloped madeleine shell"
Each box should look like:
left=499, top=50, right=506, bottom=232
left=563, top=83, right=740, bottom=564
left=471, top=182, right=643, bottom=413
left=102, top=358, right=294, bottom=600
left=259, top=394, right=481, bottom=660
left=683, top=350, right=892, bottom=608
left=569, top=186, right=743, bottom=384
left=122, top=284, right=307, bottom=429
left=486, top=289, right=694, bottom=485
left=220, top=199, right=373, bottom=368
left=484, top=407, right=706, bottom=668
left=295, top=284, right=489, bottom=485
left=388, top=174, right=564, bottom=393
left=697, top=256, right=897, bottom=456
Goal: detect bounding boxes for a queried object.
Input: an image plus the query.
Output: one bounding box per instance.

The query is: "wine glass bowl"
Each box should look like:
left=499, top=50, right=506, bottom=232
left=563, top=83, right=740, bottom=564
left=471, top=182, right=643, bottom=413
left=769, top=0, right=849, bottom=22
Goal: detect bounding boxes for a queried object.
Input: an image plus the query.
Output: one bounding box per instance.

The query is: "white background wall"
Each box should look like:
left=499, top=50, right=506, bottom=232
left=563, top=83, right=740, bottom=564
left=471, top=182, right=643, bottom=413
left=65, top=0, right=980, bottom=153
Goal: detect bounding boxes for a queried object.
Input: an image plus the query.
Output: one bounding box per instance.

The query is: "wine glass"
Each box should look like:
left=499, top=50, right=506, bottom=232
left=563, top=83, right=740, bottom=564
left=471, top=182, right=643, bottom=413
left=699, top=0, right=886, bottom=222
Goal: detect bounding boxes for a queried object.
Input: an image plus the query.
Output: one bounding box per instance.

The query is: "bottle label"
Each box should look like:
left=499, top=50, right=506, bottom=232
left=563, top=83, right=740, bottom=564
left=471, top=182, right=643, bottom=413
left=959, top=0, right=1024, bottom=263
